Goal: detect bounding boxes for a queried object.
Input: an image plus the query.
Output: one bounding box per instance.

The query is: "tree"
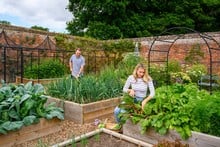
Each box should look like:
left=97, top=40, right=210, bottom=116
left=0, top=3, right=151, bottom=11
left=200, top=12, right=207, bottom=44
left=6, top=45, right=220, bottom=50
left=66, top=0, right=220, bottom=40
left=0, top=20, right=11, bottom=25
left=31, top=25, right=49, bottom=32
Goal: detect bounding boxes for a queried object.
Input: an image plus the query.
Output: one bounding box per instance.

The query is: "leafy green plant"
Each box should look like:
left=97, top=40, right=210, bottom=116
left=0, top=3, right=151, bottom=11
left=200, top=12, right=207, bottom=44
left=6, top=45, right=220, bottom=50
left=170, top=72, right=192, bottom=84
left=115, top=53, right=145, bottom=81
left=191, top=92, right=220, bottom=137
left=119, top=83, right=219, bottom=139
left=24, top=58, right=68, bottom=79
left=0, top=81, right=64, bottom=134
left=186, top=64, right=207, bottom=83
left=168, top=60, right=181, bottom=73
left=149, top=63, right=167, bottom=87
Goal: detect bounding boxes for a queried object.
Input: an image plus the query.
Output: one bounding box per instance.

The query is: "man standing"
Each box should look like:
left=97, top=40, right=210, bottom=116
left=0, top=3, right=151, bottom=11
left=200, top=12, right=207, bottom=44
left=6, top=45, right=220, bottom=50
left=69, top=48, right=85, bottom=78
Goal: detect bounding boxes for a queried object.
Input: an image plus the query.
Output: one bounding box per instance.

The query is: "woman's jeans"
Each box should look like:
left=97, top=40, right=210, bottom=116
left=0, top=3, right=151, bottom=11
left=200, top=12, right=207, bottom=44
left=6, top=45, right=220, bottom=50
left=114, top=97, right=143, bottom=123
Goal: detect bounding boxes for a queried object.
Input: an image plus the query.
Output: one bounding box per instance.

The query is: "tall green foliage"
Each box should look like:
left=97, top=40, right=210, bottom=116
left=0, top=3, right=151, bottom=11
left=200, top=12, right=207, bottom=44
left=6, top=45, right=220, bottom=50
left=24, top=59, right=68, bottom=79
left=45, top=53, right=144, bottom=103
left=192, top=93, right=220, bottom=137
left=119, top=83, right=220, bottom=139
left=45, top=67, right=124, bottom=104
left=67, top=0, right=220, bottom=39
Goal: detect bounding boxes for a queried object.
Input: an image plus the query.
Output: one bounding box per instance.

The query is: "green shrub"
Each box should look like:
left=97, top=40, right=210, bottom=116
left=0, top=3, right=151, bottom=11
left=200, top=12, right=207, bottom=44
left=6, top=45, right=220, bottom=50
left=149, top=63, right=167, bottom=87
left=170, top=72, right=192, bottom=84
left=116, top=53, right=145, bottom=81
left=24, top=59, right=68, bottom=79
left=192, top=92, right=220, bottom=137
left=168, top=60, right=181, bottom=73
left=186, top=64, right=207, bottom=83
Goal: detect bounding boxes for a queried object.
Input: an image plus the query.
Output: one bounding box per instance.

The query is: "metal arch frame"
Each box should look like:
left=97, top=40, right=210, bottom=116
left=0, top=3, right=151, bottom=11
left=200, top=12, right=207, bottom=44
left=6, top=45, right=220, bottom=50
left=0, top=30, right=63, bottom=83
left=148, top=27, right=220, bottom=94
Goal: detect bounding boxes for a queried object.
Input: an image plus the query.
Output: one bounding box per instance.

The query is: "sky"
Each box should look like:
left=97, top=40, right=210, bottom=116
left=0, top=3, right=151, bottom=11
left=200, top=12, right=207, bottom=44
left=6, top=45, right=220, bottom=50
left=0, top=0, right=73, bottom=33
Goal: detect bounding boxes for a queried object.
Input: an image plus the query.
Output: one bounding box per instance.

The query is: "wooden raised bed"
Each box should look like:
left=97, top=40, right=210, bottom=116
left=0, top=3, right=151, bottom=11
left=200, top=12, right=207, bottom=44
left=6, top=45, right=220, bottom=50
left=0, top=118, right=61, bottom=147
left=123, top=120, right=220, bottom=147
left=46, top=97, right=121, bottom=124
left=15, top=76, right=61, bottom=85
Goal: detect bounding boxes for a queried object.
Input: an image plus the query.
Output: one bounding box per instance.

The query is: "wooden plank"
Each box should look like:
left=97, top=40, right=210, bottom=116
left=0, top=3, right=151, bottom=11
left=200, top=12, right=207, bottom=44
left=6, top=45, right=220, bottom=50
left=0, top=118, right=61, bottom=147
left=83, top=106, right=115, bottom=123
left=46, top=97, right=121, bottom=124
left=63, top=100, right=83, bottom=123
left=14, top=124, right=60, bottom=146
left=190, top=131, right=220, bottom=147
left=46, top=97, right=65, bottom=109
left=5, top=123, right=60, bottom=147
left=46, top=97, right=83, bottom=123
left=123, top=120, right=220, bottom=147
left=82, top=97, right=121, bottom=113
left=15, top=76, right=61, bottom=84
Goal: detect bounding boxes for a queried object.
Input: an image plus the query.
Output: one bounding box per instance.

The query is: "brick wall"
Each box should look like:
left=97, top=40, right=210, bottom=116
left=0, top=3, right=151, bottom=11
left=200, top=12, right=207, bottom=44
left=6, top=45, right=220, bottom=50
left=1, top=24, right=220, bottom=75
left=139, top=33, right=220, bottom=75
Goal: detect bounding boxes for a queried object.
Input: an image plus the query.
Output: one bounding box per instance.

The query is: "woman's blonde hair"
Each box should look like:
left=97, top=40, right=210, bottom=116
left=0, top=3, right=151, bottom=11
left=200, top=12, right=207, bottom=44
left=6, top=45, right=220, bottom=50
left=132, top=63, right=152, bottom=82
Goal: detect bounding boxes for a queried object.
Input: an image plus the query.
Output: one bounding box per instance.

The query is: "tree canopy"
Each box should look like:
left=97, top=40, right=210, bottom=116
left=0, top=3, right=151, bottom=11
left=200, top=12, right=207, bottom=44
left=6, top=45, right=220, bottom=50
left=0, top=20, right=11, bottom=25
left=66, top=0, right=220, bottom=40
left=31, top=25, right=49, bottom=32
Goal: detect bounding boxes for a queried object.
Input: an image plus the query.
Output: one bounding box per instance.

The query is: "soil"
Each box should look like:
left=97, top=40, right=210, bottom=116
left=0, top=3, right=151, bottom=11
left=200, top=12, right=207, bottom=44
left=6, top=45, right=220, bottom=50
left=9, top=114, right=189, bottom=147
left=14, top=115, right=116, bottom=147
left=69, top=133, right=138, bottom=147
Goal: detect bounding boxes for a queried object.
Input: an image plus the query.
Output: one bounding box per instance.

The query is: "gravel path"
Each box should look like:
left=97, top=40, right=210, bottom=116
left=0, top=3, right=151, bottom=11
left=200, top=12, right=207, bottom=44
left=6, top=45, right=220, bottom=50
left=15, top=116, right=115, bottom=147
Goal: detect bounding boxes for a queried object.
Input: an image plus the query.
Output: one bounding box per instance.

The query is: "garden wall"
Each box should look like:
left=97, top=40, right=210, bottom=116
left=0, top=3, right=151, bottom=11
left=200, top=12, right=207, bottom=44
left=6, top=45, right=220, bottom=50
left=1, top=24, right=220, bottom=75
left=139, top=33, right=220, bottom=75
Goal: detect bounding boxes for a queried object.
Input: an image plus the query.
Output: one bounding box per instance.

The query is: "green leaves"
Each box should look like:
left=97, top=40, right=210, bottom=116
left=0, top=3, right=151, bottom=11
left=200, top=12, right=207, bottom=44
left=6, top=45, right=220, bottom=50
left=45, top=102, right=64, bottom=120
left=67, top=0, right=220, bottom=39
left=1, top=121, right=23, bottom=132
left=0, top=82, right=64, bottom=134
left=23, top=115, right=38, bottom=126
left=46, top=64, right=124, bottom=104
left=120, top=83, right=220, bottom=139
left=24, top=59, right=68, bottom=79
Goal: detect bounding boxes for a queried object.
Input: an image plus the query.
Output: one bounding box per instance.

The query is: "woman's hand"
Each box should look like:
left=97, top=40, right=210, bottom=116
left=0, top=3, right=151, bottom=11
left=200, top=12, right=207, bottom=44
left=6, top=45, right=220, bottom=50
left=128, top=89, right=135, bottom=97
left=142, top=97, right=151, bottom=110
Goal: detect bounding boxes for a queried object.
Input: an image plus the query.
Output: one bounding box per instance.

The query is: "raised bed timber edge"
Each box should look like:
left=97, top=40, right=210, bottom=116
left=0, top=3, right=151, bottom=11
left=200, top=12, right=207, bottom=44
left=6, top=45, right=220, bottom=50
left=0, top=118, right=62, bottom=147
left=46, top=97, right=122, bottom=124
left=15, top=76, right=62, bottom=85
left=52, top=128, right=153, bottom=147
left=123, top=120, right=220, bottom=147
